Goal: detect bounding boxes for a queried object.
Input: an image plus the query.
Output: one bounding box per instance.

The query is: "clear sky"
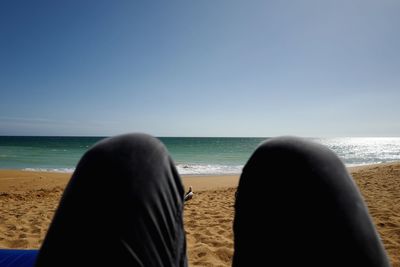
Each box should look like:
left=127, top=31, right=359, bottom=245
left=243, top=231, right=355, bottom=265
left=1, top=0, right=399, bottom=137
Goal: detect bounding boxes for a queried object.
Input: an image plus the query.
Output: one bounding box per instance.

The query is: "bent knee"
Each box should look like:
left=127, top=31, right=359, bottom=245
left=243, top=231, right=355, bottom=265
left=251, top=136, right=343, bottom=168
left=90, top=133, right=165, bottom=155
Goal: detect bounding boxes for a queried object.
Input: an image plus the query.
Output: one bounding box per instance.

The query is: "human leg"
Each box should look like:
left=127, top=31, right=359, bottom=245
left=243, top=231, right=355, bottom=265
left=35, top=134, right=187, bottom=267
left=233, top=137, right=390, bottom=266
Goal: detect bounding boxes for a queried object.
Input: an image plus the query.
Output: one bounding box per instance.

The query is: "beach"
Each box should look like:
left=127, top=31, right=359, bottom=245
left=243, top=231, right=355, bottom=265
left=0, top=163, right=399, bottom=266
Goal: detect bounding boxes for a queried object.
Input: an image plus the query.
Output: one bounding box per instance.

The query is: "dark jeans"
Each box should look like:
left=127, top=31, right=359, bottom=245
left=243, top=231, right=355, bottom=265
left=34, top=134, right=390, bottom=267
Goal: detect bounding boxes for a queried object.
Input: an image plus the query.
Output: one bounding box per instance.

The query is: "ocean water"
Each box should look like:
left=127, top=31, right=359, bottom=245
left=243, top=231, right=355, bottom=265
left=0, top=136, right=399, bottom=175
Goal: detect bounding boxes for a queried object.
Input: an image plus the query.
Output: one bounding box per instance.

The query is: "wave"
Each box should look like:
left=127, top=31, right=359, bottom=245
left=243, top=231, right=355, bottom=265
left=19, top=161, right=400, bottom=175
left=176, top=164, right=243, bottom=175
left=23, top=168, right=75, bottom=173
left=21, top=164, right=243, bottom=175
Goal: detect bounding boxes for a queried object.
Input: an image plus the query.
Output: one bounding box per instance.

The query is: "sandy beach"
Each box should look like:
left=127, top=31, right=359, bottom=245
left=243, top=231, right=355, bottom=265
left=0, top=163, right=399, bottom=266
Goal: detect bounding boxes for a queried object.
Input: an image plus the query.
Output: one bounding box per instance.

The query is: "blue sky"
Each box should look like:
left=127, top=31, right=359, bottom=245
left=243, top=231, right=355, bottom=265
left=1, top=0, right=399, bottom=137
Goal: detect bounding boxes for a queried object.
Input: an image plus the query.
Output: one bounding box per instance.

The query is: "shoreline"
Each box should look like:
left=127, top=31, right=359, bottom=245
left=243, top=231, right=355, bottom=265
left=0, top=169, right=240, bottom=193
left=3, top=159, right=400, bottom=175
left=0, top=162, right=399, bottom=266
left=2, top=162, right=396, bottom=191
left=1, top=161, right=399, bottom=193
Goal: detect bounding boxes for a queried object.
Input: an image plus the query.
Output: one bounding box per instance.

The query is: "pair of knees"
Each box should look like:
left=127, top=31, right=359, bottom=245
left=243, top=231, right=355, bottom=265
left=82, top=134, right=388, bottom=266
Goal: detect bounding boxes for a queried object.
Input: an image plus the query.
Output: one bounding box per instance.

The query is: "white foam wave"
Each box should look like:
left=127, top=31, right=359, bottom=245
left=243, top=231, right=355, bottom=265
left=22, top=165, right=242, bottom=175
left=23, top=168, right=75, bottom=173
left=176, top=164, right=243, bottom=175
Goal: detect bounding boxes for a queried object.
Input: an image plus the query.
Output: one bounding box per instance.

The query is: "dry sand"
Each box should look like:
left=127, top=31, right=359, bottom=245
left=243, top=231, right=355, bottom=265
left=0, top=163, right=399, bottom=266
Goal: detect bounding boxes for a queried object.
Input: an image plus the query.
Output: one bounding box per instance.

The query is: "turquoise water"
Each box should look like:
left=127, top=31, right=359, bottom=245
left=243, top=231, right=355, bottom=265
left=0, top=136, right=399, bottom=175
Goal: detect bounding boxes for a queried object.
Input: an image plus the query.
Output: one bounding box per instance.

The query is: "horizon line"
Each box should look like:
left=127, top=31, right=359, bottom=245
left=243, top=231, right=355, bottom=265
left=1, top=135, right=400, bottom=139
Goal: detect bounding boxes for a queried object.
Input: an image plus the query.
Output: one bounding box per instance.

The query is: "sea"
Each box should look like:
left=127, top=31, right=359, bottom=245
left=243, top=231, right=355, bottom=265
left=0, top=136, right=399, bottom=175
